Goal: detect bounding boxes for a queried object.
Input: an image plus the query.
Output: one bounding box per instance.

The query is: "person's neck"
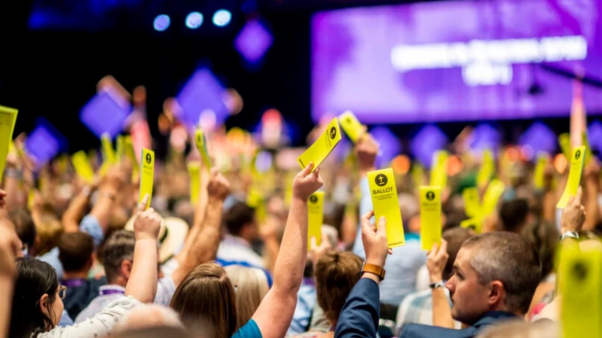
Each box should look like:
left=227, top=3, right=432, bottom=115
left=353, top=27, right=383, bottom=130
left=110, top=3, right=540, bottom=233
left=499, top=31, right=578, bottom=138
left=109, top=277, right=128, bottom=288
left=63, top=271, right=89, bottom=280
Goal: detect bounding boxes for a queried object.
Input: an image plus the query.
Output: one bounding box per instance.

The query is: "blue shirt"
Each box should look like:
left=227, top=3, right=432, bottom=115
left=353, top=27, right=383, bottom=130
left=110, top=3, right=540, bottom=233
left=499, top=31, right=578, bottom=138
left=400, top=311, right=518, bottom=338
left=286, top=279, right=317, bottom=335
left=352, top=178, right=427, bottom=306
left=38, top=215, right=104, bottom=279
left=233, top=319, right=263, bottom=338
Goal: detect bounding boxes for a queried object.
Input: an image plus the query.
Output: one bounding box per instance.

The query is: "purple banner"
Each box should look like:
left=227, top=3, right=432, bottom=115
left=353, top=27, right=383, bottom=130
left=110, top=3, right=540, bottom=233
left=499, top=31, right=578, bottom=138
left=311, top=0, right=602, bottom=123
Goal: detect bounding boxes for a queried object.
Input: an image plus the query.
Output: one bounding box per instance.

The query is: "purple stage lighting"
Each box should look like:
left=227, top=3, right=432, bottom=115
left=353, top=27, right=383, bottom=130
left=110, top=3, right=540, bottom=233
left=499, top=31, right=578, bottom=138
left=371, top=126, right=401, bottom=168
left=469, top=124, right=501, bottom=153
left=518, top=122, right=556, bottom=157
left=411, top=125, right=447, bottom=167
left=234, top=19, right=273, bottom=67
left=80, top=89, right=131, bottom=139
left=25, top=117, right=68, bottom=166
left=176, top=68, right=229, bottom=128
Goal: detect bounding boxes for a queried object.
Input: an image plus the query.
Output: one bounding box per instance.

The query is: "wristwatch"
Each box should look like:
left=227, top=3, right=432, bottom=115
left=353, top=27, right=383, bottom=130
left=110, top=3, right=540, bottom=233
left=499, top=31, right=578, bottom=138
left=429, top=281, right=446, bottom=289
left=560, top=231, right=579, bottom=241
left=362, top=263, right=386, bottom=281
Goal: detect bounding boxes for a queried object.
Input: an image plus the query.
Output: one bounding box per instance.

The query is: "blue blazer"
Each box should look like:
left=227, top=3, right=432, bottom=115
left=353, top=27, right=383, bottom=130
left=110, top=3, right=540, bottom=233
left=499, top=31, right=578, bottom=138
left=335, top=278, right=381, bottom=338
left=400, top=311, right=518, bottom=338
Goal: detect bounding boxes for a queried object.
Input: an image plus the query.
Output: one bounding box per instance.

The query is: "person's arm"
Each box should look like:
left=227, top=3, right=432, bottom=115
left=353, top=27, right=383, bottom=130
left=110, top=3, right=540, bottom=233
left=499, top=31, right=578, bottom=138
left=559, top=187, right=585, bottom=248
left=335, top=212, right=390, bottom=338
left=62, top=186, right=95, bottom=233
left=183, top=166, right=210, bottom=253
left=125, top=195, right=161, bottom=303
left=171, top=169, right=230, bottom=287
left=582, top=160, right=600, bottom=231
left=426, top=240, right=455, bottom=329
left=89, top=167, right=125, bottom=234
left=0, top=209, right=22, bottom=338
left=259, top=215, right=283, bottom=273
left=252, top=163, right=323, bottom=338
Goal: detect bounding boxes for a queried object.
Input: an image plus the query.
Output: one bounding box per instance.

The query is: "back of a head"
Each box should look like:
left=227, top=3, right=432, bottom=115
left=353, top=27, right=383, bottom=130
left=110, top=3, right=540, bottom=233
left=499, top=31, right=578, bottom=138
left=58, top=232, right=94, bottom=273
left=11, top=257, right=59, bottom=338
left=9, top=208, right=36, bottom=251
left=34, top=212, right=64, bottom=255
left=442, top=227, right=473, bottom=281
left=171, top=263, right=237, bottom=338
left=315, top=251, right=363, bottom=324
left=462, top=232, right=542, bottom=315
left=224, top=202, right=255, bottom=236
left=499, top=199, right=530, bottom=233
left=476, top=319, right=558, bottom=338
left=225, top=265, right=269, bottom=329
left=520, top=220, right=559, bottom=279
left=102, top=230, right=136, bottom=284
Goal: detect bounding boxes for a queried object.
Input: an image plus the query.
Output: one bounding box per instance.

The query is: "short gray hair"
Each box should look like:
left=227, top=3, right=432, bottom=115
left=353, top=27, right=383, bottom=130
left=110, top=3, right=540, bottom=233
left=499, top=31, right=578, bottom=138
left=463, top=232, right=542, bottom=314
left=102, top=230, right=136, bottom=283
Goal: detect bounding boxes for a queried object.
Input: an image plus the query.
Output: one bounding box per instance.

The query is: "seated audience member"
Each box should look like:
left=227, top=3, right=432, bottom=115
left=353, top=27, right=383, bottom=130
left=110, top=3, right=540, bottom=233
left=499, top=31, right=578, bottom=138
left=396, top=227, right=473, bottom=333
left=171, top=163, right=323, bottom=338
left=58, top=232, right=107, bottom=319
left=499, top=199, right=531, bottom=233
left=225, top=265, right=270, bottom=329
left=217, top=201, right=265, bottom=268
left=8, top=203, right=162, bottom=338
left=9, top=208, right=36, bottom=256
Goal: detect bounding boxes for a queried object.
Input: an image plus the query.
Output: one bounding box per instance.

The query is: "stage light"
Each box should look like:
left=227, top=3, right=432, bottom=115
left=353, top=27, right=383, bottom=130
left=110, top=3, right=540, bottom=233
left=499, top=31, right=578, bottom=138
left=154, top=14, right=170, bottom=31
left=213, top=9, right=232, bottom=27
left=186, top=12, right=203, bottom=29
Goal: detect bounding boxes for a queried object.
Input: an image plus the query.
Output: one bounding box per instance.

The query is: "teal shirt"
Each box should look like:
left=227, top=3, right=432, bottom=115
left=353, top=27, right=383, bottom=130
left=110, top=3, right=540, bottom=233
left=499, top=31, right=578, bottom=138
left=233, top=319, right=262, bottom=338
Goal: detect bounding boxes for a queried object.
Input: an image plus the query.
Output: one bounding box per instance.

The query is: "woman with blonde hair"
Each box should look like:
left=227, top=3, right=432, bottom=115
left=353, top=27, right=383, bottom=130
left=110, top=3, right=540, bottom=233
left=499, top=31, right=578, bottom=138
left=225, top=266, right=270, bottom=329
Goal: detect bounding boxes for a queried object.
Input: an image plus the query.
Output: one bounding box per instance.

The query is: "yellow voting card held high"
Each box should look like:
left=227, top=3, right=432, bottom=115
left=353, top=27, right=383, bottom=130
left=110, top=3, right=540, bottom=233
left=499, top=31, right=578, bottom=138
left=101, top=133, right=116, bottom=164
left=195, top=129, right=211, bottom=171
left=338, top=111, right=365, bottom=143
left=139, top=148, right=155, bottom=210
left=557, top=146, right=586, bottom=208
left=420, top=186, right=442, bottom=251
left=430, top=151, right=448, bottom=188
left=460, top=218, right=482, bottom=234
left=559, top=133, right=572, bottom=161
left=116, top=135, right=124, bottom=163
left=0, top=105, right=18, bottom=179
left=560, top=243, right=602, bottom=337
left=298, top=118, right=342, bottom=172
left=124, top=136, right=139, bottom=181
left=476, top=150, right=494, bottom=189
left=533, top=153, right=549, bottom=190
left=72, top=151, right=95, bottom=184
left=463, top=187, right=481, bottom=218
left=482, top=179, right=505, bottom=216
left=368, top=168, right=405, bottom=248
left=188, top=162, right=201, bottom=205
left=307, top=192, right=324, bottom=250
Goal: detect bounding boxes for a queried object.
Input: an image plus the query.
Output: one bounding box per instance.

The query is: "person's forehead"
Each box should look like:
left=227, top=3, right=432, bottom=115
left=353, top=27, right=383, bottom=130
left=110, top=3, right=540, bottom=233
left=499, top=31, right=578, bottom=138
left=455, top=246, right=475, bottom=270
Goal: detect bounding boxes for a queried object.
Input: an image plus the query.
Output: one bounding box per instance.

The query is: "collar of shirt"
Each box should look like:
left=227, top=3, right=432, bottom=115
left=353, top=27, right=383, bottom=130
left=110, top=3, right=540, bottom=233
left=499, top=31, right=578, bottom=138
left=223, top=234, right=251, bottom=248
left=405, top=233, right=420, bottom=242
left=99, top=285, right=126, bottom=296
left=473, top=311, right=518, bottom=328
left=62, top=278, right=87, bottom=288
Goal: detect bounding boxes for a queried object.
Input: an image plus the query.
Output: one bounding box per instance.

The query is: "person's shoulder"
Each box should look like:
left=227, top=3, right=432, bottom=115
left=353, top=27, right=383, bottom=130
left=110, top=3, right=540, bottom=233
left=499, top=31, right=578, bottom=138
left=233, top=319, right=263, bottom=338
left=401, top=323, right=477, bottom=338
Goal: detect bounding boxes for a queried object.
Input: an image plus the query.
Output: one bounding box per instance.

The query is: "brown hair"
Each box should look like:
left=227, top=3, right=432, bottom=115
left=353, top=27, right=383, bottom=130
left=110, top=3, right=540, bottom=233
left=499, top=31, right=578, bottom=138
left=170, top=263, right=238, bottom=338
left=315, top=251, right=363, bottom=324
left=58, top=232, right=94, bottom=272
left=442, top=227, right=473, bottom=281
left=225, top=266, right=269, bottom=329
left=34, top=213, right=63, bottom=255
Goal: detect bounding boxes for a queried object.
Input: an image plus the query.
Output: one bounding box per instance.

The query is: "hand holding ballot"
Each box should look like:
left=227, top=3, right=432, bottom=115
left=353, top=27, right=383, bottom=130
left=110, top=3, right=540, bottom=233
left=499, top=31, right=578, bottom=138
left=426, top=240, right=449, bottom=283
left=560, top=186, right=585, bottom=234
left=293, top=162, right=324, bottom=201
left=355, top=132, right=379, bottom=174
left=360, top=211, right=392, bottom=269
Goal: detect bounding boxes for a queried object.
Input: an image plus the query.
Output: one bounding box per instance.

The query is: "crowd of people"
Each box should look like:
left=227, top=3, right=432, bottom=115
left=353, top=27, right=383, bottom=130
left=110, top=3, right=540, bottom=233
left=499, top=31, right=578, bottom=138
left=0, top=106, right=599, bottom=338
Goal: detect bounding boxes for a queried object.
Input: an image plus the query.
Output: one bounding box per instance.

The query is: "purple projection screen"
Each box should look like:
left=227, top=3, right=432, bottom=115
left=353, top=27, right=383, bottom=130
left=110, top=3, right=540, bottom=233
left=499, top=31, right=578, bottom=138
left=311, top=0, right=602, bottom=123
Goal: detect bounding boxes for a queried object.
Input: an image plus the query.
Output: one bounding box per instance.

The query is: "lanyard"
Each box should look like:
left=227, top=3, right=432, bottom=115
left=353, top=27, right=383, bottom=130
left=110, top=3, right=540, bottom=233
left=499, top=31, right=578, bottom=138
left=62, top=279, right=86, bottom=288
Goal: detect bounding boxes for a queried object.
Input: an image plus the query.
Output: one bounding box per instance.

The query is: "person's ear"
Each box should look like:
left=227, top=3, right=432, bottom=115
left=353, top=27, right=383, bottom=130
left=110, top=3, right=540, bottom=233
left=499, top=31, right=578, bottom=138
left=121, top=260, right=133, bottom=279
left=488, top=280, right=505, bottom=309
left=39, top=294, right=50, bottom=316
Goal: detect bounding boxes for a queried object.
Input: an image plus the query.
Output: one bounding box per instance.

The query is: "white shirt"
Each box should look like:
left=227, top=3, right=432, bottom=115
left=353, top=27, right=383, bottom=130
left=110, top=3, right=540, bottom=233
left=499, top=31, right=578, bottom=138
left=39, top=297, right=142, bottom=338
left=217, top=234, right=265, bottom=268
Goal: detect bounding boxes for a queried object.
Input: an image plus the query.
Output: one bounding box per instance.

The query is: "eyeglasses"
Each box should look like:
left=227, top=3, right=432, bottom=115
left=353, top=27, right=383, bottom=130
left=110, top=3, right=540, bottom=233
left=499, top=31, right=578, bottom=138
left=58, top=286, right=67, bottom=299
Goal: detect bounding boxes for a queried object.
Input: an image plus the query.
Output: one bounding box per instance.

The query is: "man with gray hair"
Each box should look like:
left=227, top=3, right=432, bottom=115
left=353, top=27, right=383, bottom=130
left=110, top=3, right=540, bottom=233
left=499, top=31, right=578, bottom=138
left=400, top=232, right=542, bottom=338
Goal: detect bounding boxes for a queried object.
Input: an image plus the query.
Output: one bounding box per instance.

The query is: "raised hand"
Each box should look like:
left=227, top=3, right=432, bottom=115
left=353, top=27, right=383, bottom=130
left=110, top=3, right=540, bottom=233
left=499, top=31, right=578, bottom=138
left=360, top=211, right=390, bottom=268
left=292, top=162, right=323, bottom=201
left=427, top=240, right=449, bottom=283
left=561, top=187, right=586, bottom=234
left=207, top=169, right=231, bottom=201
left=355, top=133, right=379, bottom=173
left=133, top=194, right=162, bottom=241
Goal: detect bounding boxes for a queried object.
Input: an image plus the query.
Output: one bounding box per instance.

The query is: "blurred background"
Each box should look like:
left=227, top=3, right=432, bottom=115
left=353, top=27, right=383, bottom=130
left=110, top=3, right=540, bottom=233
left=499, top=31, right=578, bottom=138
left=1, top=0, right=601, bottom=163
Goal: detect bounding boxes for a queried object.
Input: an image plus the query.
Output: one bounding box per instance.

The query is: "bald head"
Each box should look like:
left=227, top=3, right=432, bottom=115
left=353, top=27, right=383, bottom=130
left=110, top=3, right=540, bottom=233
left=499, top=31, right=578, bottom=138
left=462, top=232, right=542, bottom=314
left=115, top=305, right=184, bottom=333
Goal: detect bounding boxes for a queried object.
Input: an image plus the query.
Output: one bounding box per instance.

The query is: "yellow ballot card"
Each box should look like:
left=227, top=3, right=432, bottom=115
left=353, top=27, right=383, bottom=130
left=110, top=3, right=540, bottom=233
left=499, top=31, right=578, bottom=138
left=71, top=151, right=95, bottom=184
left=125, top=136, right=139, bottom=181
left=0, top=105, right=18, bottom=179
left=188, top=162, right=201, bottom=205
left=412, top=163, right=425, bottom=187
left=139, top=148, right=155, bottom=210
left=298, top=118, right=342, bottom=172
left=429, top=151, right=448, bottom=188
left=307, top=192, right=324, bottom=250
left=367, top=168, right=405, bottom=248
left=195, top=129, right=211, bottom=171
left=559, top=243, right=602, bottom=338
left=116, top=135, right=124, bottom=164
left=247, top=189, right=267, bottom=224
left=482, top=179, right=505, bottom=216
left=420, top=186, right=442, bottom=251
left=557, top=146, right=586, bottom=208
left=559, top=133, right=572, bottom=161
left=533, top=154, right=549, bottom=190
left=463, top=187, right=481, bottom=218
left=101, top=133, right=116, bottom=164
left=460, top=217, right=482, bottom=234
left=476, top=150, right=494, bottom=189
left=338, top=112, right=364, bottom=143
